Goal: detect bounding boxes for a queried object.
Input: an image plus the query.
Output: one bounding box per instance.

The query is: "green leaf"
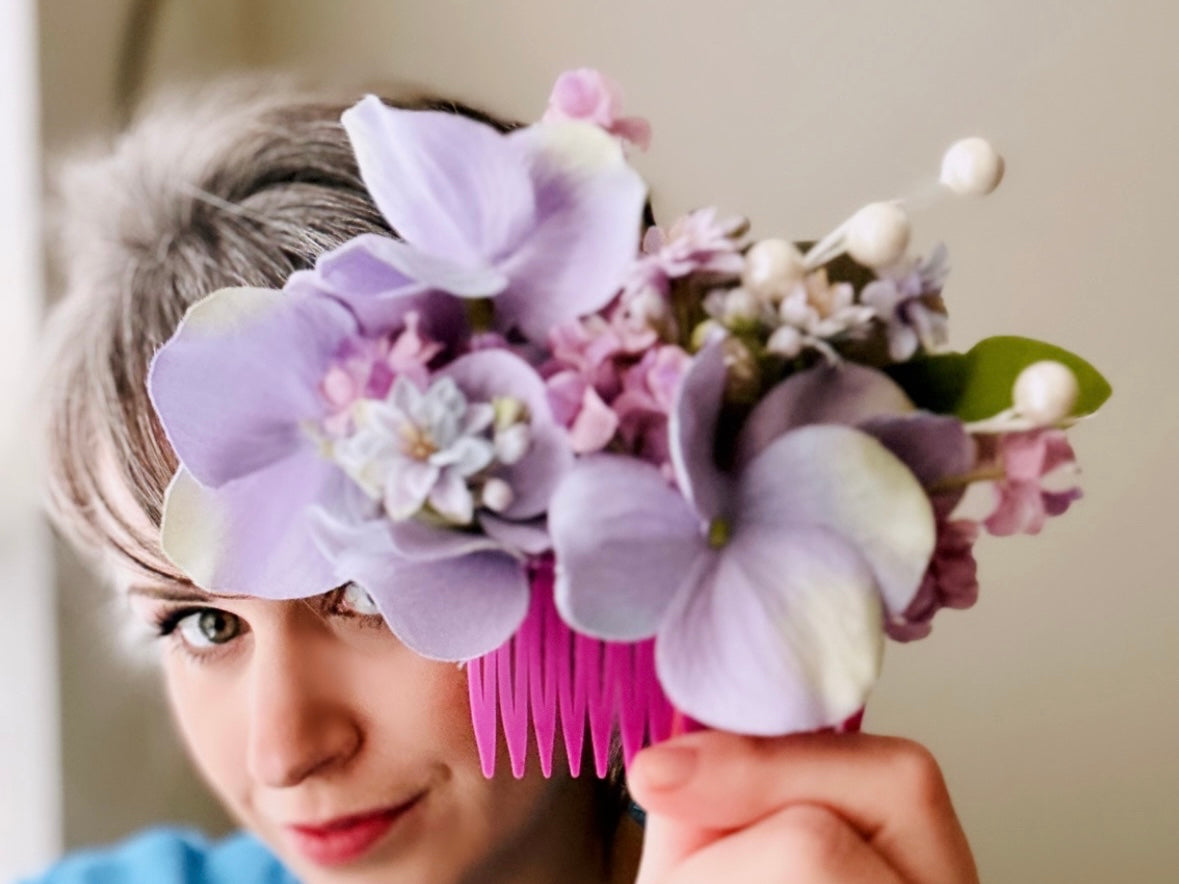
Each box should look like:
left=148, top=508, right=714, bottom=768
left=884, top=336, right=1112, bottom=422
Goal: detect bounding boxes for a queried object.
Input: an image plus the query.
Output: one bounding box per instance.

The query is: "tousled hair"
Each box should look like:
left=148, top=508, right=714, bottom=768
left=41, top=79, right=509, bottom=580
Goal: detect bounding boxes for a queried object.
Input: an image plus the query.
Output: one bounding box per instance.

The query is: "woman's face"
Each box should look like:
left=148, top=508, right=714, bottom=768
left=126, top=579, right=614, bottom=883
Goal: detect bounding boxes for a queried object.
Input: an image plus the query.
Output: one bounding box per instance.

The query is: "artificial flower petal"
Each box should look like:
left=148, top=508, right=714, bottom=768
left=439, top=349, right=573, bottom=520
left=735, top=362, right=915, bottom=468
left=384, top=516, right=506, bottom=561
left=342, top=97, right=536, bottom=265
left=160, top=456, right=344, bottom=599
left=479, top=513, right=552, bottom=556
left=310, top=233, right=506, bottom=338
left=149, top=287, right=357, bottom=486
left=859, top=414, right=976, bottom=490
left=346, top=549, right=530, bottom=661
left=550, top=455, right=703, bottom=641
left=738, top=425, right=935, bottom=617
left=495, top=121, right=646, bottom=342
left=656, top=526, right=883, bottom=734
left=669, top=340, right=731, bottom=521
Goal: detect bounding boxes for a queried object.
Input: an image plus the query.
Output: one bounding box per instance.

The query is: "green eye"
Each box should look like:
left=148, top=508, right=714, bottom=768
left=178, top=609, right=242, bottom=647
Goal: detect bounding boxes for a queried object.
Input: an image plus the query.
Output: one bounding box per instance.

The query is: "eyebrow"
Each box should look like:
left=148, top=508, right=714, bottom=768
left=126, top=584, right=251, bottom=603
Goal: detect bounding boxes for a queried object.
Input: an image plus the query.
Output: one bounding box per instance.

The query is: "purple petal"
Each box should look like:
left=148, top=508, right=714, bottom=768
left=669, top=340, right=731, bottom=522
left=494, top=122, right=646, bottom=342
left=859, top=413, right=976, bottom=512
left=479, top=514, right=552, bottom=555
left=656, top=526, right=883, bottom=734
left=735, top=362, right=914, bottom=469
left=550, top=455, right=703, bottom=640
left=149, top=287, right=357, bottom=487
left=385, top=517, right=505, bottom=561
left=439, top=349, right=574, bottom=520
left=346, top=549, right=530, bottom=660
left=342, top=97, right=536, bottom=264
left=160, top=454, right=344, bottom=599
left=310, top=233, right=507, bottom=336
left=738, top=425, right=936, bottom=617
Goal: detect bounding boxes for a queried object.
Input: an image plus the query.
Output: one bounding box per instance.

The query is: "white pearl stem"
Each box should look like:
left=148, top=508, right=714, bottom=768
left=802, top=216, right=854, bottom=271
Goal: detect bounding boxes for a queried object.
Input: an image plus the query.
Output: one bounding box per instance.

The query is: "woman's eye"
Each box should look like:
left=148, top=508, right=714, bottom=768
left=176, top=609, right=243, bottom=648
left=340, top=581, right=381, bottom=616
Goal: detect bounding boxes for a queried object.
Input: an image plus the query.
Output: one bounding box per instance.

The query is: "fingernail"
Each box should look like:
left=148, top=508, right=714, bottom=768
left=637, top=745, right=697, bottom=790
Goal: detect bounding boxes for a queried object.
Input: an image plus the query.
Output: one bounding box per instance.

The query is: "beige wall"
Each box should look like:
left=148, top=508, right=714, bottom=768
left=40, top=0, right=1178, bottom=881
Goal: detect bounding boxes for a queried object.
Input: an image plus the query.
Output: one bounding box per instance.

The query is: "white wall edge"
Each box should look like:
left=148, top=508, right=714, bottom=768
left=0, top=0, right=62, bottom=878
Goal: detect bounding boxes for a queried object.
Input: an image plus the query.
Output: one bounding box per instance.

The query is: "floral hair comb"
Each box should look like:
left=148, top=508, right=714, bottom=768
left=148, top=69, right=1110, bottom=778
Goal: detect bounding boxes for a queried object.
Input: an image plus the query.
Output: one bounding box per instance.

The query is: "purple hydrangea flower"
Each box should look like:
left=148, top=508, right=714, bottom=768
left=150, top=286, right=572, bottom=660
left=300, top=97, right=647, bottom=344
left=548, top=340, right=938, bottom=734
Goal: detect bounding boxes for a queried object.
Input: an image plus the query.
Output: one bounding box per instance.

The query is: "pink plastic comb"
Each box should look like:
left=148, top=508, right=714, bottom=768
left=467, top=556, right=866, bottom=779
left=467, top=556, right=679, bottom=778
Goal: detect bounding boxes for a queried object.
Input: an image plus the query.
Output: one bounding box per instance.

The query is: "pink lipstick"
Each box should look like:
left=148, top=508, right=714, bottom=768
left=287, top=795, right=422, bottom=866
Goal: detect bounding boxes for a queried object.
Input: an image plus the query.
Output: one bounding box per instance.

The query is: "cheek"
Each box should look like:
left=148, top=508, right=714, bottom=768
left=160, top=654, right=250, bottom=816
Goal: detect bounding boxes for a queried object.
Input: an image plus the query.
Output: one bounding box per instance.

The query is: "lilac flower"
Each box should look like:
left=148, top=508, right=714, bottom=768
left=150, top=286, right=572, bottom=660
left=767, top=269, right=875, bottom=361
left=543, top=68, right=652, bottom=150
left=331, top=376, right=497, bottom=525
left=860, top=244, right=950, bottom=361
left=548, top=341, right=937, bottom=734
left=612, top=345, right=691, bottom=472
left=982, top=429, right=1082, bottom=536
left=300, top=94, right=647, bottom=344
left=623, top=209, right=746, bottom=305
left=887, top=518, right=980, bottom=642
left=637, top=208, right=747, bottom=279
left=319, top=311, right=442, bottom=435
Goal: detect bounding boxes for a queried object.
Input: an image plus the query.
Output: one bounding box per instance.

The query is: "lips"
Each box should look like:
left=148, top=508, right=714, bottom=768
left=286, top=794, right=424, bottom=866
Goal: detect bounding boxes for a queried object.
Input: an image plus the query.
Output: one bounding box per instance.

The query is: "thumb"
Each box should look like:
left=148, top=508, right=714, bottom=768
left=631, top=743, right=723, bottom=884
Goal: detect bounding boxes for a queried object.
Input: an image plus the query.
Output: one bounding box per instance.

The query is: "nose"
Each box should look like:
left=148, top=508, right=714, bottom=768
left=245, top=608, right=363, bottom=789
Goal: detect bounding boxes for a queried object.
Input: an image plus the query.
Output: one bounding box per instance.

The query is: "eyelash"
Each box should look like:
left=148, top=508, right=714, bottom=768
left=150, top=586, right=387, bottom=663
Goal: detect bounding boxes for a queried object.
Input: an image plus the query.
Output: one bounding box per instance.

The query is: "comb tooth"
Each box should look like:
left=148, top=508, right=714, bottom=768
left=467, top=653, right=498, bottom=778
left=470, top=559, right=683, bottom=781
left=561, top=627, right=588, bottom=776
left=618, top=643, right=646, bottom=767
left=576, top=632, right=613, bottom=778
left=527, top=584, right=558, bottom=778
left=496, top=636, right=529, bottom=778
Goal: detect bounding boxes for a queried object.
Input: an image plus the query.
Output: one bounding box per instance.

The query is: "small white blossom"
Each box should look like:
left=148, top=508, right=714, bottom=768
left=770, top=270, right=875, bottom=361
left=331, top=376, right=496, bottom=525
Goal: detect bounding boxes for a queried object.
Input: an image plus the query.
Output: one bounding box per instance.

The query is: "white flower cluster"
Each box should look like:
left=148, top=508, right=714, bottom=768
left=330, top=376, right=530, bottom=525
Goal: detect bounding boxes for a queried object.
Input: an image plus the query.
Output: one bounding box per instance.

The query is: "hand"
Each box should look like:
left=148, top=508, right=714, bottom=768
left=627, top=730, right=978, bottom=883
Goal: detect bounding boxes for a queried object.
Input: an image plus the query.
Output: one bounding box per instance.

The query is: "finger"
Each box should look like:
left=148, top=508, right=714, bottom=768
left=628, top=730, right=977, bottom=884
left=634, top=813, right=723, bottom=884
left=667, top=804, right=906, bottom=884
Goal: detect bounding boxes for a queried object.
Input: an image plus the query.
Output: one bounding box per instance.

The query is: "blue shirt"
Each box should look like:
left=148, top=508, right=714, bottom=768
left=21, top=828, right=297, bottom=884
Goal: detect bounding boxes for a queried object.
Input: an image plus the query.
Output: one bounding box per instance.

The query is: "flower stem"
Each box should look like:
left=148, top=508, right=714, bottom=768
left=928, top=466, right=1006, bottom=494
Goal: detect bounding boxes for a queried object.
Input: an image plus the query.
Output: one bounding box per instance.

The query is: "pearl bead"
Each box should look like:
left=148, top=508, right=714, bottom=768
left=724, top=287, right=763, bottom=324
left=1012, top=360, right=1079, bottom=425
left=940, top=137, right=1005, bottom=196
left=481, top=478, right=515, bottom=513
left=846, top=202, right=910, bottom=268
left=742, top=239, right=805, bottom=300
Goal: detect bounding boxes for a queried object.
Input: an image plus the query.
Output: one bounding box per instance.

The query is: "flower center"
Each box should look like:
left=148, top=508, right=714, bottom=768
left=400, top=423, right=437, bottom=460
left=707, top=517, right=731, bottom=549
